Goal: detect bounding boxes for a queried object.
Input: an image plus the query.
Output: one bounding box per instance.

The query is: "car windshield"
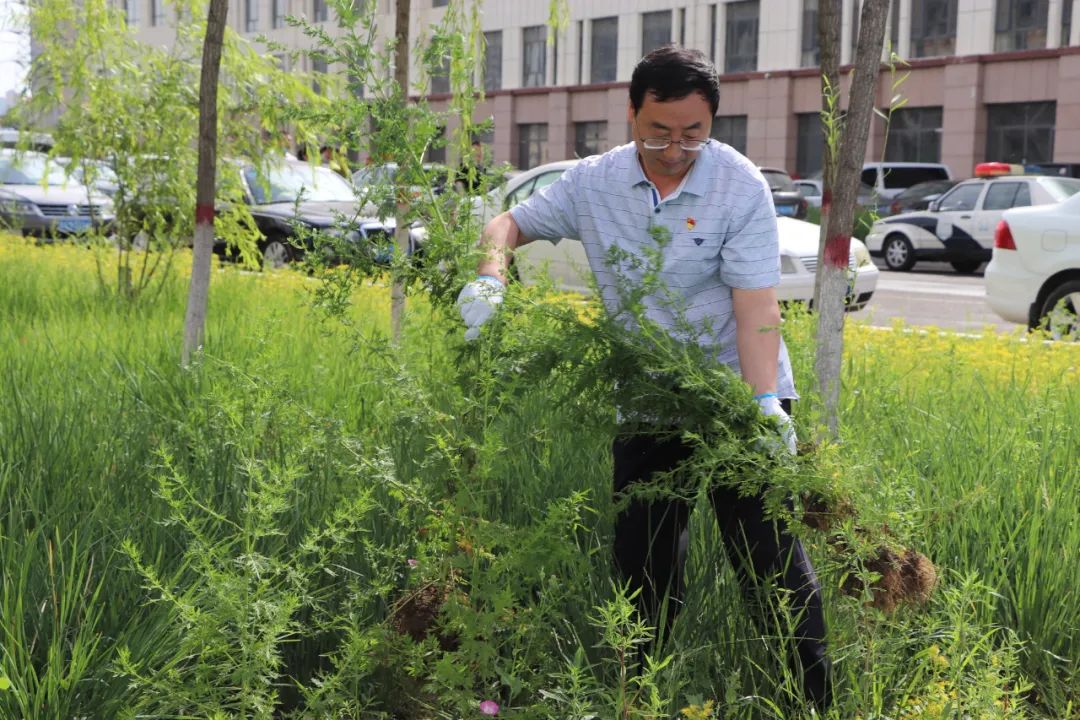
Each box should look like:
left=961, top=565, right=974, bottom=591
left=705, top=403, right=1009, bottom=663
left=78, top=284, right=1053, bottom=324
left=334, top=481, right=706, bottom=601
left=246, top=163, right=356, bottom=204
left=354, top=163, right=449, bottom=191
left=761, top=169, right=796, bottom=192
left=881, top=166, right=950, bottom=189
left=68, top=159, right=118, bottom=186
left=0, top=153, right=70, bottom=186
left=896, top=179, right=955, bottom=201
left=1039, top=177, right=1080, bottom=201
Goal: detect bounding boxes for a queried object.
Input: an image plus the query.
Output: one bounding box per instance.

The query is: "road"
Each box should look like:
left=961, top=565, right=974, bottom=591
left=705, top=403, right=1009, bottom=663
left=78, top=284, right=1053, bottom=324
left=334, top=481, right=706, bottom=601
left=847, top=261, right=1025, bottom=334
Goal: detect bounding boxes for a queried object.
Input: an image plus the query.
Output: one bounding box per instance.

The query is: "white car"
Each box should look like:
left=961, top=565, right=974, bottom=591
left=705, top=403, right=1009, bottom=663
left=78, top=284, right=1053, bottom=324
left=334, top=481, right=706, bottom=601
left=865, top=165, right=1080, bottom=273
left=985, top=190, right=1080, bottom=337
left=477, top=160, right=879, bottom=311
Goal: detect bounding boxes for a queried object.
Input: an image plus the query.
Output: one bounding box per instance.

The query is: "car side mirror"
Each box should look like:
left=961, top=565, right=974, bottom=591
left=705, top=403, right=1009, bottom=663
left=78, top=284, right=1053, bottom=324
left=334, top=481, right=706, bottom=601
left=928, top=199, right=940, bottom=213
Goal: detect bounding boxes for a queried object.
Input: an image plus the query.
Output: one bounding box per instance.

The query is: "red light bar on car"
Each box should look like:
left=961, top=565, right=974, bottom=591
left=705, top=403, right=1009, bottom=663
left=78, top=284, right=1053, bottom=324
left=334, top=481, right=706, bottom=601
left=975, top=162, right=1023, bottom=177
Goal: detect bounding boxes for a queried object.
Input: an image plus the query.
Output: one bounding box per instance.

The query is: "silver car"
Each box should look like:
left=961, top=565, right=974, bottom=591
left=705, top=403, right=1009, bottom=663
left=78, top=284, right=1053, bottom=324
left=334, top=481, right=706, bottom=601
left=0, top=149, right=113, bottom=238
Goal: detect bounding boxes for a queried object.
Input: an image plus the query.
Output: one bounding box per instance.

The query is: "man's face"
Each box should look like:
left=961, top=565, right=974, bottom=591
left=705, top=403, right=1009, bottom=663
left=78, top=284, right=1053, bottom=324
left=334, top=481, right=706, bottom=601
left=628, top=91, right=712, bottom=183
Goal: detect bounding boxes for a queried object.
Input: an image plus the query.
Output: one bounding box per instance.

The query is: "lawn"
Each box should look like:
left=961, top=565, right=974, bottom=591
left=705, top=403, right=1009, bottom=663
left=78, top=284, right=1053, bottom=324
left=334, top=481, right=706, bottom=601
left=1, top=236, right=1077, bottom=719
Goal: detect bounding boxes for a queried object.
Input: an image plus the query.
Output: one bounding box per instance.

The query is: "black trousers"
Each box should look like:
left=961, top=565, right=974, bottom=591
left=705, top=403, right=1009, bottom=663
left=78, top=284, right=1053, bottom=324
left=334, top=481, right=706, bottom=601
left=611, top=410, right=832, bottom=708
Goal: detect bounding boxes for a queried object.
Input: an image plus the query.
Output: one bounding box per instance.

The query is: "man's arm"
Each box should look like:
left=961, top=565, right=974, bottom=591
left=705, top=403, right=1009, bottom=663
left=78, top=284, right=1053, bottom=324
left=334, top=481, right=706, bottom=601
left=476, top=211, right=530, bottom=284
left=732, top=286, right=782, bottom=396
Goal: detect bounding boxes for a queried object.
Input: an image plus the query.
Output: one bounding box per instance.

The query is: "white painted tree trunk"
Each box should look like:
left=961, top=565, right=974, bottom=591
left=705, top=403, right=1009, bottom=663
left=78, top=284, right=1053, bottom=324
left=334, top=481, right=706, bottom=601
left=181, top=0, right=228, bottom=367
left=813, top=0, right=890, bottom=437
left=390, top=0, right=411, bottom=344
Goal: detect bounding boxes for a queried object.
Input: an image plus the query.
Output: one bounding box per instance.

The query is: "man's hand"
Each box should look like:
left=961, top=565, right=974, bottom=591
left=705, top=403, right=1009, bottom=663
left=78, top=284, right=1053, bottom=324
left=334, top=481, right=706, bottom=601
left=756, top=394, right=797, bottom=456
left=457, top=276, right=505, bottom=340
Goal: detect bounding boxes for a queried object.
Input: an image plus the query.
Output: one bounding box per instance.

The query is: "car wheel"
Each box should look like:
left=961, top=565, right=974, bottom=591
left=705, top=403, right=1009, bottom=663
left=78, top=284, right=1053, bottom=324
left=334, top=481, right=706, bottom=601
left=1039, top=280, right=1080, bottom=340
left=262, top=238, right=292, bottom=269
left=883, top=234, right=916, bottom=272
left=950, top=260, right=982, bottom=274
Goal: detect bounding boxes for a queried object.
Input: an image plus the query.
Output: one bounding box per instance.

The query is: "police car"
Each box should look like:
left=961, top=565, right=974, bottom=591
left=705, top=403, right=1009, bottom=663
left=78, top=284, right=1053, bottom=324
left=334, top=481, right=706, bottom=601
left=865, top=163, right=1080, bottom=273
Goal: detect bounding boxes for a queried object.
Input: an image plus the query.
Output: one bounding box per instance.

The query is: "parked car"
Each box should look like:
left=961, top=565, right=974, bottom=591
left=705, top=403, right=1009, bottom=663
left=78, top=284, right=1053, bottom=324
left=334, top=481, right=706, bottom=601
left=234, top=160, right=423, bottom=267
left=860, top=161, right=953, bottom=212
left=758, top=166, right=807, bottom=219
left=865, top=164, right=1080, bottom=273
left=887, top=178, right=960, bottom=215
left=478, top=159, right=878, bottom=311
left=351, top=162, right=451, bottom=202
left=985, top=190, right=1080, bottom=337
left=0, top=128, right=54, bottom=152
left=0, top=149, right=113, bottom=237
left=794, top=178, right=878, bottom=209
left=1029, top=162, right=1080, bottom=179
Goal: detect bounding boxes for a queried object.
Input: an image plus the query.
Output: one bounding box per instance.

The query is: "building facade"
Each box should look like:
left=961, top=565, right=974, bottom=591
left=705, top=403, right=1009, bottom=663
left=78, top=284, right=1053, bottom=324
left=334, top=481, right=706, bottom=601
left=121, top=0, right=1080, bottom=179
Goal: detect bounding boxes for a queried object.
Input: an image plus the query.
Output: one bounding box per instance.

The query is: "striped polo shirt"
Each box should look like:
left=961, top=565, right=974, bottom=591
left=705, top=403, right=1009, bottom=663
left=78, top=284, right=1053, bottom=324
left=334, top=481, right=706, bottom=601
left=510, top=140, right=796, bottom=399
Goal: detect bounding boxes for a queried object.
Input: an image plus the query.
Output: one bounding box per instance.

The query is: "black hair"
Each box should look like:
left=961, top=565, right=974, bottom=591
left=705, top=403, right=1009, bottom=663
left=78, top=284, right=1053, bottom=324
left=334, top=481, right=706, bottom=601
left=629, top=46, right=720, bottom=116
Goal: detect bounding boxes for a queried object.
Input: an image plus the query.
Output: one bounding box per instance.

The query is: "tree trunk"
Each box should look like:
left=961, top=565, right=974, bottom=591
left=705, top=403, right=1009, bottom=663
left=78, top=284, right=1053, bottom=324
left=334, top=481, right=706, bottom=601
left=813, top=0, right=890, bottom=437
left=811, top=0, right=841, bottom=313
left=390, top=0, right=411, bottom=343
left=181, top=0, right=228, bottom=367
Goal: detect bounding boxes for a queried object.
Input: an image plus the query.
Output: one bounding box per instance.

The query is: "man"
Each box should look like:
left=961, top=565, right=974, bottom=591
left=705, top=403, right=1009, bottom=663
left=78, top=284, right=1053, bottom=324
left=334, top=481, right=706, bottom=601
left=457, top=46, right=831, bottom=709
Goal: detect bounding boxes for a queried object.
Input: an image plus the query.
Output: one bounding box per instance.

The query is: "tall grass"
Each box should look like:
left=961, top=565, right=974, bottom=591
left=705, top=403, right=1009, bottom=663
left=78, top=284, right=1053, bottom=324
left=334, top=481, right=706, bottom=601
left=0, top=237, right=1076, bottom=718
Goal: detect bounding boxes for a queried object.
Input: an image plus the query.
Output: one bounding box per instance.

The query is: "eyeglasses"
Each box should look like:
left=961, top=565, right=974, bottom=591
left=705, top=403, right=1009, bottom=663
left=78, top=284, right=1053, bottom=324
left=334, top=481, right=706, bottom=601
left=640, top=137, right=710, bottom=152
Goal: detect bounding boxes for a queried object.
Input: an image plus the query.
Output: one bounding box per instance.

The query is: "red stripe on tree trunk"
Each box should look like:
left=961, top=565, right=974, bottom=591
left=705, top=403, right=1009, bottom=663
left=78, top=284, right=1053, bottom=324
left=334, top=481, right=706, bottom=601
left=825, top=235, right=850, bottom=267
left=195, top=204, right=215, bottom=225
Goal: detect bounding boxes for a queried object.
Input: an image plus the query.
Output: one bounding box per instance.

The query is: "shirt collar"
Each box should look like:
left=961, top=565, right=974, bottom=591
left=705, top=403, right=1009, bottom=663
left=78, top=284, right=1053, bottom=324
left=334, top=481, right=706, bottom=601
left=624, top=140, right=713, bottom=197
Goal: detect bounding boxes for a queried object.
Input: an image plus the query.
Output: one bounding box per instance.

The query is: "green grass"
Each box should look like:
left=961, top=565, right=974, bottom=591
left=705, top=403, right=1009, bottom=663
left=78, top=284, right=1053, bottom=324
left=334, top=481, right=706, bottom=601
left=0, top=238, right=1077, bottom=719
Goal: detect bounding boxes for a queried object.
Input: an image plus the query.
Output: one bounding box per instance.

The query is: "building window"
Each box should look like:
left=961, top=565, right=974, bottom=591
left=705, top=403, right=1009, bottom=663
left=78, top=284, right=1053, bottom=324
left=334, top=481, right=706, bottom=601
left=725, top=1, right=759, bottom=73
left=125, top=0, right=140, bottom=25
left=347, top=68, right=364, bottom=98
left=518, top=123, right=548, bottom=170
left=986, top=101, right=1056, bottom=164
left=433, top=0, right=449, bottom=6
left=1064, top=0, right=1073, bottom=46
left=426, top=126, right=447, bottom=164
left=484, top=31, right=502, bottom=92
left=679, top=7, right=686, bottom=45
left=574, top=121, right=607, bottom=158
left=711, top=115, right=748, bottom=155
left=590, top=17, right=618, bottom=83
left=273, top=0, right=286, bottom=29
left=313, top=0, right=328, bottom=23
left=884, top=107, right=943, bottom=162
left=245, top=0, right=259, bottom=32
left=641, top=10, right=672, bottom=56
left=801, top=0, right=819, bottom=67
left=709, top=4, right=718, bottom=63
left=522, top=26, right=547, bottom=88
left=150, top=0, right=165, bottom=26
left=890, top=0, right=900, bottom=51
left=994, top=0, right=1049, bottom=51
left=910, top=0, right=957, bottom=58
left=796, top=112, right=824, bottom=178
left=312, top=57, right=327, bottom=95
left=850, top=0, right=861, bottom=57
left=430, top=55, right=450, bottom=95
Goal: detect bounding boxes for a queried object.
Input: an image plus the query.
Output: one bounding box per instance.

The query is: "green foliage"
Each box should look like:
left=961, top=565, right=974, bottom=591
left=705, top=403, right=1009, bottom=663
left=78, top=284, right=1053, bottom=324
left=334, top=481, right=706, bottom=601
left=2, top=240, right=1073, bottom=716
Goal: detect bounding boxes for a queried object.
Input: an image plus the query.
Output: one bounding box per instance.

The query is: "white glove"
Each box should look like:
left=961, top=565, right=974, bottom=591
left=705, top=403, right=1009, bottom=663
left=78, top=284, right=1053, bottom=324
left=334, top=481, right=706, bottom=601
left=457, top=275, right=504, bottom=341
left=756, top=394, right=797, bottom=456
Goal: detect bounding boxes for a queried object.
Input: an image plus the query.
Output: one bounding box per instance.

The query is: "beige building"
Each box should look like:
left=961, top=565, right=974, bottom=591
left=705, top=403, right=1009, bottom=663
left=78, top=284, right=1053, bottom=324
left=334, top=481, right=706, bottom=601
left=121, top=0, right=1080, bottom=179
